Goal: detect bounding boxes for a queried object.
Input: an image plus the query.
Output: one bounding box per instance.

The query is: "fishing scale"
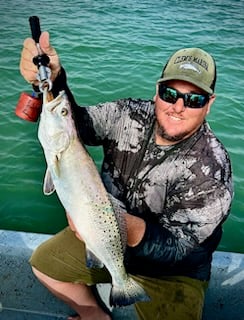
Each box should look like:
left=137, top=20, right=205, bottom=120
left=15, top=16, right=52, bottom=122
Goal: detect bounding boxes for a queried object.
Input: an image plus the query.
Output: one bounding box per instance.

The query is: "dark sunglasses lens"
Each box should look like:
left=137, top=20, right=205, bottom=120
left=159, top=86, right=177, bottom=104
left=187, top=94, right=209, bottom=108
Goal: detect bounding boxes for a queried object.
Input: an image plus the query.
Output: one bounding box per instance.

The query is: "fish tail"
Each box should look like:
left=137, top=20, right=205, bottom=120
left=109, top=276, right=150, bottom=307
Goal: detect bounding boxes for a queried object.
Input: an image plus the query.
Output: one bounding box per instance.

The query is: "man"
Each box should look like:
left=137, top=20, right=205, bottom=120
left=20, top=32, right=233, bottom=320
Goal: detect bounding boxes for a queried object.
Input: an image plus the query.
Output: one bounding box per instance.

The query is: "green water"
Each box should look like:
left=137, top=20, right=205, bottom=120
left=0, top=0, right=243, bottom=253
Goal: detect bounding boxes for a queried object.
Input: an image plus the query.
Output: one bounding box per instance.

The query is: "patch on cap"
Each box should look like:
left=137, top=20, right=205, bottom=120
left=179, top=63, right=201, bottom=74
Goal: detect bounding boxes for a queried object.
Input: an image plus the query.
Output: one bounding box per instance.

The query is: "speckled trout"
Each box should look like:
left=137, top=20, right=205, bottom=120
left=38, top=90, right=149, bottom=307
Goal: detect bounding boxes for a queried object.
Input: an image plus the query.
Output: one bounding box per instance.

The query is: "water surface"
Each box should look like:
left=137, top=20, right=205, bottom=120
left=0, top=0, right=243, bottom=253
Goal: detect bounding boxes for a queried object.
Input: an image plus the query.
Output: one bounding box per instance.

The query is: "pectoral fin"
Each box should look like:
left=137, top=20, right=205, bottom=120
left=51, top=154, right=60, bottom=178
left=43, top=168, right=55, bottom=195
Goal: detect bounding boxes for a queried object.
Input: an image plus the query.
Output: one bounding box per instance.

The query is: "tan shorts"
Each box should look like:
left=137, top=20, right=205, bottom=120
left=30, top=227, right=208, bottom=320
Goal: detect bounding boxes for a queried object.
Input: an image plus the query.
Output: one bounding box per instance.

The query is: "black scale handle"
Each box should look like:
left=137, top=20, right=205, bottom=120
left=29, top=16, right=41, bottom=43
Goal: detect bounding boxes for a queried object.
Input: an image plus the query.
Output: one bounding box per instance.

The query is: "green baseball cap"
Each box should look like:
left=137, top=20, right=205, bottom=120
left=158, top=48, right=216, bottom=94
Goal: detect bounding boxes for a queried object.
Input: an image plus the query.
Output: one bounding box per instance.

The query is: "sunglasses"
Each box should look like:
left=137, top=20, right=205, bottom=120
left=158, top=84, right=210, bottom=109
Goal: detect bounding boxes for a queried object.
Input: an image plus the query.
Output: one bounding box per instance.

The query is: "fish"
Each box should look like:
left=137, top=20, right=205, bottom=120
left=38, top=89, right=150, bottom=307
left=179, top=62, right=201, bottom=74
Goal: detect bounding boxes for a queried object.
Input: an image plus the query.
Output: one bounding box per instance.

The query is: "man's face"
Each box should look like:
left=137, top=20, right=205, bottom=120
left=154, top=80, right=215, bottom=145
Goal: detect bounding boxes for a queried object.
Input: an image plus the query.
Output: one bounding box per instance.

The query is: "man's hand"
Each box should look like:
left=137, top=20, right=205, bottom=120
left=20, top=31, right=61, bottom=86
left=125, top=213, right=146, bottom=247
left=66, top=211, right=146, bottom=246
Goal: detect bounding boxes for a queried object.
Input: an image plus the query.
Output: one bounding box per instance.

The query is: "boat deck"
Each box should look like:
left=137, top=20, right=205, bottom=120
left=0, top=230, right=243, bottom=319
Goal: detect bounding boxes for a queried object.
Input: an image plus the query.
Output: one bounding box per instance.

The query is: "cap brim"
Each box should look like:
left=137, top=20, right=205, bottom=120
left=157, top=75, right=213, bottom=94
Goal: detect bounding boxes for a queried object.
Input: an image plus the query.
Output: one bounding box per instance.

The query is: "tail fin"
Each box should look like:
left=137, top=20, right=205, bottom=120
left=109, top=276, right=150, bottom=307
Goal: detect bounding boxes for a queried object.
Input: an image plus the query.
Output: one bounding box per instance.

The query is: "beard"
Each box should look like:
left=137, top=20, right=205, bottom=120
left=156, top=122, right=190, bottom=143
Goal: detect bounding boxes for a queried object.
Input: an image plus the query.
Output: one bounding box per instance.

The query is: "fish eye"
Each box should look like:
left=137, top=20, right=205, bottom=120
left=61, top=108, right=68, bottom=116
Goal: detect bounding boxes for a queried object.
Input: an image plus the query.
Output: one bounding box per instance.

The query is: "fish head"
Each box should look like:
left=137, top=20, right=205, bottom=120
left=38, top=90, right=77, bottom=156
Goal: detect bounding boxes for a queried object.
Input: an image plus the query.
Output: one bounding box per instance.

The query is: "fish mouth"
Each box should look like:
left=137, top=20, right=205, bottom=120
left=43, top=90, right=66, bottom=112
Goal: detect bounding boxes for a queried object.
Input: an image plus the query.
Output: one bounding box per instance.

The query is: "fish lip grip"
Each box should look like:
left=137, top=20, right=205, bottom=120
left=29, top=16, right=52, bottom=92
